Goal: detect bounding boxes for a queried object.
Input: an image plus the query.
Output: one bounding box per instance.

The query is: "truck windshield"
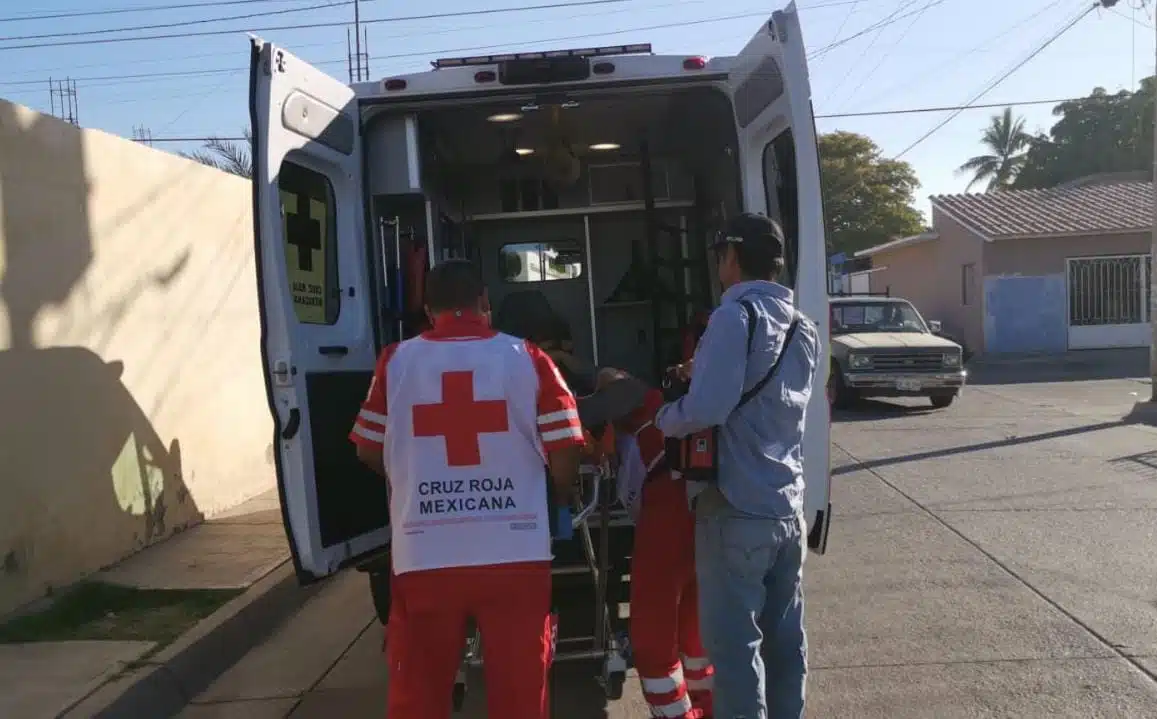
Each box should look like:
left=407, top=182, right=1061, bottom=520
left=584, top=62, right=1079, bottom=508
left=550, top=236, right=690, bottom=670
left=831, top=301, right=928, bottom=334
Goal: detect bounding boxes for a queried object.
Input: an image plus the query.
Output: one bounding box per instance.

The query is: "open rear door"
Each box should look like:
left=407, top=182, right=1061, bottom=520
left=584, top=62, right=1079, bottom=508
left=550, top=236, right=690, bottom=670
left=727, top=4, right=832, bottom=553
left=250, top=38, right=389, bottom=582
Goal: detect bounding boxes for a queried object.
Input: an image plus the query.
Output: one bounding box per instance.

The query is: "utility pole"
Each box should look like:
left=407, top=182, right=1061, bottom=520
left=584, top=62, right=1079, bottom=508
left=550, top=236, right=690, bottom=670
left=132, top=125, right=154, bottom=146
left=1150, top=0, right=1157, bottom=403
left=346, top=0, right=370, bottom=82
left=48, top=77, right=79, bottom=126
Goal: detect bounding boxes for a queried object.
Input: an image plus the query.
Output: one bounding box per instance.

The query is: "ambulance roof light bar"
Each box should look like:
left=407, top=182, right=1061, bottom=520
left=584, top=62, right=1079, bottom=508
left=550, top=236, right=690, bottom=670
left=432, top=43, right=652, bottom=69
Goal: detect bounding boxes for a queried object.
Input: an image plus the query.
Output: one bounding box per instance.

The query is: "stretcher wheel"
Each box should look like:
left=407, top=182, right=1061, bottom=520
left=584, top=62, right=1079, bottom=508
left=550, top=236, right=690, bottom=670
left=452, top=681, right=467, bottom=712
left=605, top=670, right=626, bottom=700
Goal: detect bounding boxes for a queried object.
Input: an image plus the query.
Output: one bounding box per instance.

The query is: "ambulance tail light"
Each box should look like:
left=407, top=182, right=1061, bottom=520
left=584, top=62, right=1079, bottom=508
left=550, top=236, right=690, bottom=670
left=592, top=61, right=615, bottom=75
left=474, top=70, right=497, bottom=83
left=683, top=56, right=708, bottom=71
left=383, top=78, right=407, bottom=91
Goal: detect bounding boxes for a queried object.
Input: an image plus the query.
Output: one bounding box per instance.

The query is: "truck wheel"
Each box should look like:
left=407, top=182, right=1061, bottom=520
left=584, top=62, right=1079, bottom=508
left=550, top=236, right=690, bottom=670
left=929, top=392, right=956, bottom=409
left=829, top=372, right=857, bottom=410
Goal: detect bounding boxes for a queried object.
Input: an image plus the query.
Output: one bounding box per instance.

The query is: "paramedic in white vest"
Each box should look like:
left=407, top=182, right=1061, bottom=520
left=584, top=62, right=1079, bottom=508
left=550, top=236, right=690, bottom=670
left=348, top=259, right=585, bottom=719
left=657, top=213, right=820, bottom=719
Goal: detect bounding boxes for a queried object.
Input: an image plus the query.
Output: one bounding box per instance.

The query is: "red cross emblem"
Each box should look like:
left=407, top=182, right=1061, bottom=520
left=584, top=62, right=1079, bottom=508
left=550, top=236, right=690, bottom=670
left=412, top=371, right=510, bottom=467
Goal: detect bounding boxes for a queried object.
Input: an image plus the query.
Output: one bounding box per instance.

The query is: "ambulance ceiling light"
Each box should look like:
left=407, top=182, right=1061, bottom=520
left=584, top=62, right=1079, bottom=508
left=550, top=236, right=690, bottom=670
left=589, top=142, right=620, bottom=151
left=515, top=148, right=535, bottom=156
left=488, top=112, right=523, bottom=123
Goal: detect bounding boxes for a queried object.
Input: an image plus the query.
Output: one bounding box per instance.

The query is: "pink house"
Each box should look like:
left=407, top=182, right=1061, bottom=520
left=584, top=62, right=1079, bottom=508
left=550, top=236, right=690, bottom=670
left=853, top=176, right=1153, bottom=355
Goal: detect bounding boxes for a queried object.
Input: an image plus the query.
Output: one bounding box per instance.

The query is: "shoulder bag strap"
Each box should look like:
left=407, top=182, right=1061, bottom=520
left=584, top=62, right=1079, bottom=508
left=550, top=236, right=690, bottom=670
left=736, top=309, right=801, bottom=410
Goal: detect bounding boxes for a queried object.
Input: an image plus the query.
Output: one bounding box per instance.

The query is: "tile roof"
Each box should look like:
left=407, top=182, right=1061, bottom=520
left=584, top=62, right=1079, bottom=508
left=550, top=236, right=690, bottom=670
left=929, top=181, right=1152, bottom=239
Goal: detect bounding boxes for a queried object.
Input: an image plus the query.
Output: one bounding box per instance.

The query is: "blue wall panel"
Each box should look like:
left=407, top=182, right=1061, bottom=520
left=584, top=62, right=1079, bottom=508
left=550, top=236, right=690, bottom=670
left=983, top=274, right=1067, bottom=353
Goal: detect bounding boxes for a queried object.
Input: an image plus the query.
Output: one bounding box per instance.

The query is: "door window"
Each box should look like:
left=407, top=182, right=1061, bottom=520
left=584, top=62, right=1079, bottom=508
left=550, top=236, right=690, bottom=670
left=499, top=240, right=584, bottom=283
left=762, top=130, right=799, bottom=288
left=279, top=161, right=340, bottom=324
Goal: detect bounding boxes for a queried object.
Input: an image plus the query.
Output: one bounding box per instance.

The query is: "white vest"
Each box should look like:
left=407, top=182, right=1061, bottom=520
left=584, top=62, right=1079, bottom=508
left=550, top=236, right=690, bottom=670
left=383, top=333, right=552, bottom=575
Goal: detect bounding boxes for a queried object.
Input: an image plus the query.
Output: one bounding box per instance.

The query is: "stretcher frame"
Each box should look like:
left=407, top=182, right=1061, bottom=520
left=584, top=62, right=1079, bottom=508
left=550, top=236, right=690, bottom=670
left=452, top=460, right=630, bottom=712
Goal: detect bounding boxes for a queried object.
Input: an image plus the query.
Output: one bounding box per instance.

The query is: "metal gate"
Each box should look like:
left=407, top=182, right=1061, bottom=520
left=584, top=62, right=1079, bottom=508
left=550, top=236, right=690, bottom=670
left=1066, top=254, right=1152, bottom=349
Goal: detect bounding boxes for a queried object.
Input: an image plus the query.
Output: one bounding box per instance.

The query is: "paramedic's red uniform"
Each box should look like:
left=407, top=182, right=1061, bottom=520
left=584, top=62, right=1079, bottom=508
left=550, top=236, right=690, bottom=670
left=622, top=390, right=715, bottom=718
left=349, top=310, right=584, bottom=719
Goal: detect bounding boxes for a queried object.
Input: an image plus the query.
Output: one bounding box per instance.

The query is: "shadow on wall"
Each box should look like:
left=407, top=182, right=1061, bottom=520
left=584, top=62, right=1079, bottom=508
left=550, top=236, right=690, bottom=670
left=0, top=100, right=198, bottom=613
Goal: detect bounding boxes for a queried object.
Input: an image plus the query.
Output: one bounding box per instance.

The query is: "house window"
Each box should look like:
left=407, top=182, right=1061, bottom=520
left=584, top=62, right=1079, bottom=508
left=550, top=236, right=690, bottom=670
left=961, top=263, right=976, bottom=306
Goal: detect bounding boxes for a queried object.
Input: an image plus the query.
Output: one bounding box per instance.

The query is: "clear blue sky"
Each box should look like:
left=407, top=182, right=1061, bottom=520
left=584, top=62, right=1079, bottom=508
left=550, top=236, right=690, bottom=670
left=0, top=0, right=1151, bottom=216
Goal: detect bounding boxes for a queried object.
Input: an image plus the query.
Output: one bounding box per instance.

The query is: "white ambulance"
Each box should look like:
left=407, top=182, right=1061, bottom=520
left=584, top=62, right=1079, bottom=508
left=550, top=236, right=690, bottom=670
left=249, top=2, right=833, bottom=589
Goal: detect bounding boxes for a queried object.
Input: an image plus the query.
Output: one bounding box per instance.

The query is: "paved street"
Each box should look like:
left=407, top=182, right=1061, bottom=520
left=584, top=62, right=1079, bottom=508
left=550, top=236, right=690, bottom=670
left=179, top=372, right=1157, bottom=718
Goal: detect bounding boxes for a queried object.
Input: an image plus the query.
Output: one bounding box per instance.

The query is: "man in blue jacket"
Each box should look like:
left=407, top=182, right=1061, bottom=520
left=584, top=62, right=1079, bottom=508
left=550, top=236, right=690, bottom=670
left=656, top=212, right=820, bottom=719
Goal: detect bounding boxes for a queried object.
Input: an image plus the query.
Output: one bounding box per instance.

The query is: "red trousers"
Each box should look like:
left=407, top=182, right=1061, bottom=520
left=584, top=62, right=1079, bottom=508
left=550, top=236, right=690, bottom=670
left=386, top=561, right=552, bottom=718
left=630, top=478, right=714, bottom=718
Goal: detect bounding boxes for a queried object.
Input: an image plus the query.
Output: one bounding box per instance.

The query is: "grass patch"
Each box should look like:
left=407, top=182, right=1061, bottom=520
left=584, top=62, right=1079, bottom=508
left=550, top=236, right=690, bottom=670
left=0, top=582, right=243, bottom=645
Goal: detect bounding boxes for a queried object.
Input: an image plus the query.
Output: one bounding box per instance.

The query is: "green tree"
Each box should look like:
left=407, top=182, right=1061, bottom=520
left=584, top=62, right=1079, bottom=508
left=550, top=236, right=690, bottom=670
left=957, top=107, right=1031, bottom=191
left=1013, top=77, right=1155, bottom=189
left=818, top=131, right=924, bottom=257
left=180, top=128, right=253, bottom=178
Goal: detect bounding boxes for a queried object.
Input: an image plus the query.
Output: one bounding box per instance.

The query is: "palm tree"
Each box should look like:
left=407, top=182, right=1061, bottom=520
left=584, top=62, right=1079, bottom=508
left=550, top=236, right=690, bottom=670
left=180, top=128, right=252, bottom=178
left=956, top=107, right=1031, bottom=192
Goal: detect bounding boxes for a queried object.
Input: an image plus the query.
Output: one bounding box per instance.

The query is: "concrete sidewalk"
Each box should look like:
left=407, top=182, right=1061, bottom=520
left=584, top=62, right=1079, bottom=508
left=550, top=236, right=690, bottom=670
left=0, top=490, right=320, bottom=719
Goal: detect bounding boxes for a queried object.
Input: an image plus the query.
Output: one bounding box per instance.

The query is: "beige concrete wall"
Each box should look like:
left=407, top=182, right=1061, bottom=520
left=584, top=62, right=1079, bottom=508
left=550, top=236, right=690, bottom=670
left=0, top=99, right=273, bottom=615
left=983, top=231, right=1151, bottom=276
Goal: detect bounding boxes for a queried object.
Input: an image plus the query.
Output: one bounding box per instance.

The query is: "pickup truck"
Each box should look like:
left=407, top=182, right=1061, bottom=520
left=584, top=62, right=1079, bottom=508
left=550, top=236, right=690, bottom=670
left=828, top=295, right=967, bottom=409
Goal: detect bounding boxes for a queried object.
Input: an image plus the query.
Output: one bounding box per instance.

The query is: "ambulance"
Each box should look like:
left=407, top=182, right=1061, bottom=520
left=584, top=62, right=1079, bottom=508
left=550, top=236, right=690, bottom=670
left=249, top=1, right=833, bottom=605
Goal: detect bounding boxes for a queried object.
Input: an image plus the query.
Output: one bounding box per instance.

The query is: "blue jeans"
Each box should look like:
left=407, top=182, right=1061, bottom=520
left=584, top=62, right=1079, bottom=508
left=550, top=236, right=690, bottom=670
left=695, top=491, right=807, bottom=719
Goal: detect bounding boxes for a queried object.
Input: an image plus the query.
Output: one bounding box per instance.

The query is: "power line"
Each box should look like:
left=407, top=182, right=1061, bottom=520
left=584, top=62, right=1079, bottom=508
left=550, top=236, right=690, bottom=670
left=0, top=0, right=661, bottom=80
left=0, top=0, right=322, bottom=24
left=865, top=0, right=1072, bottom=107
left=818, top=96, right=1098, bottom=118
left=892, top=2, right=1098, bottom=159
left=808, top=0, right=953, bottom=59
left=0, top=7, right=770, bottom=88
left=821, top=0, right=930, bottom=106
left=0, top=0, right=358, bottom=43
left=836, top=0, right=940, bottom=109
left=0, top=0, right=631, bottom=51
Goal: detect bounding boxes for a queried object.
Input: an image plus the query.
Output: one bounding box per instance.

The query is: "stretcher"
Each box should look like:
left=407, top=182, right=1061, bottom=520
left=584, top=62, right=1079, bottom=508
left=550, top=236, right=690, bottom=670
left=452, top=457, right=630, bottom=711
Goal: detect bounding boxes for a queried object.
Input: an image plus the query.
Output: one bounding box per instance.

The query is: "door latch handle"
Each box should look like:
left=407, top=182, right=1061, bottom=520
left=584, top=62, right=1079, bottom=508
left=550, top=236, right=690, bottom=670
left=319, top=345, right=349, bottom=356
left=280, top=408, right=301, bottom=439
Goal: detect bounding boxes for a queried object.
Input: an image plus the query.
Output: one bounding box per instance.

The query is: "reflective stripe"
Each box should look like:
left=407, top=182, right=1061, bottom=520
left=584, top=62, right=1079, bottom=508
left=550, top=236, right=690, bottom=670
left=640, top=674, right=680, bottom=695
left=634, top=420, right=654, bottom=436
left=640, top=663, right=684, bottom=695
left=538, top=408, right=579, bottom=425
left=647, top=694, right=693, bottom=717
left=681, top=655, right=711, bottom=671
left=541, top=426, right=583, bottom=443
left=352, top=424, right=384, bottom=443
left=686, top=676, right=714, bottom=692
left=645, top=451, right=666, bottom=473
left=359, top=409, right=387, bottom=425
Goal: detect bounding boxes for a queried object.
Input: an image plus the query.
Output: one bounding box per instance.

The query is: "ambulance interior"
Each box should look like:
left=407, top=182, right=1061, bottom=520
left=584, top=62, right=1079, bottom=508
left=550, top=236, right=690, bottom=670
left=362, top=84, right=787, bottom=389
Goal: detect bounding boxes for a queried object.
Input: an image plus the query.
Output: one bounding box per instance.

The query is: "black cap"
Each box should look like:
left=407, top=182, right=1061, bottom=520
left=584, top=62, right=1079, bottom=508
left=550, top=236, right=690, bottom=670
left=712, top=212, right=785, bottom=258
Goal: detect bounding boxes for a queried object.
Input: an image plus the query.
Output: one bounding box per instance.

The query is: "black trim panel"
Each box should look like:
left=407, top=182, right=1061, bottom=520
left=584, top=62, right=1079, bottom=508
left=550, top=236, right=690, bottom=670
left=807, top=502, right=831, bottom=553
